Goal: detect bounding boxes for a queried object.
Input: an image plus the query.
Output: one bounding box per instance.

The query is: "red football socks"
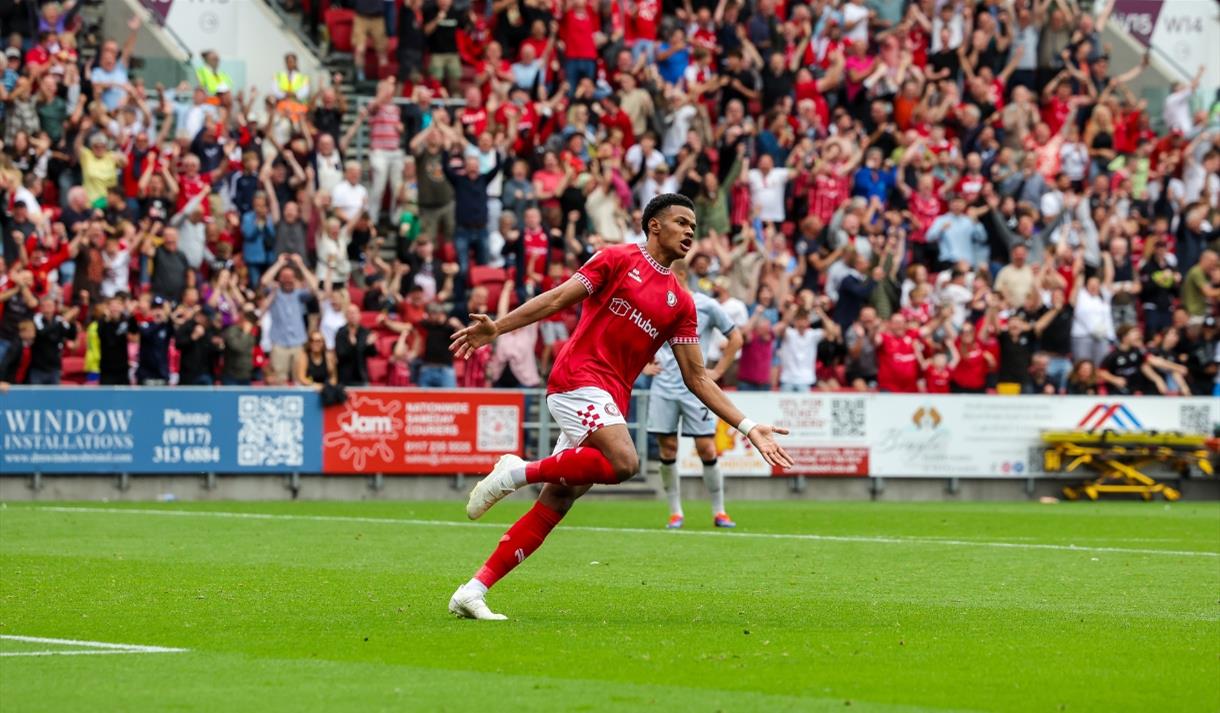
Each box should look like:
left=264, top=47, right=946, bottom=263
left=474, top=501, right=565, bottom=589
left=524, top=446, right=619, bottom=485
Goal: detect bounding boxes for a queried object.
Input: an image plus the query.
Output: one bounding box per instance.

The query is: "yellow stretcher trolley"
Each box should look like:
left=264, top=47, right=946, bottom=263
left=1040, top=430, right=1215, bottom=502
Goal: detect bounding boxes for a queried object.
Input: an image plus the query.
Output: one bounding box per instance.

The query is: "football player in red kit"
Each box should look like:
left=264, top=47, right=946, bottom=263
left=446, top=193, right=794, bottom=620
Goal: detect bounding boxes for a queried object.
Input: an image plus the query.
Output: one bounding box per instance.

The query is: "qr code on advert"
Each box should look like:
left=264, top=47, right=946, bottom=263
left=1179, top=404, right=1211, bottom=435
left=831, top=398, right=866, bottom=438
left=477, top=405, right=520, bottom=452
left=237, top=395, right=305, bottom=466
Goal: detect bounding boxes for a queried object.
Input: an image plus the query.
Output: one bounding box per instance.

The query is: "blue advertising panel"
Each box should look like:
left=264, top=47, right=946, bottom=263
left=0, top=388, right=322, bottom=474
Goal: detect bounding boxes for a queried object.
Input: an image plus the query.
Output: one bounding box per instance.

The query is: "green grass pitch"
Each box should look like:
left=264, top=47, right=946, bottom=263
left=1, top=499, right=1218, bottom=712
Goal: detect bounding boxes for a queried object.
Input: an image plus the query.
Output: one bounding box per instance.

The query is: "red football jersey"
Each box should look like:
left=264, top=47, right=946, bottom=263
left=548, top=243, right=697, bottom=412
left=923, top=364, right=951, bottom=393
left=952, top=340, right=993, bottom=390
left=877, top=330, right=920, bottom=393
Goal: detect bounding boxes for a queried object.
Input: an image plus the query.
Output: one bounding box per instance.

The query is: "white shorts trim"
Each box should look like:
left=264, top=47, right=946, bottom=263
left=545, top=387, right=627, bottom=454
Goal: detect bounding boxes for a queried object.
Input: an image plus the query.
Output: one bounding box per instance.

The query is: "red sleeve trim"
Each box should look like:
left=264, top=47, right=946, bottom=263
left=669, top=336, right=700, bottom=345
left=573, top=272, right=594, bottom=294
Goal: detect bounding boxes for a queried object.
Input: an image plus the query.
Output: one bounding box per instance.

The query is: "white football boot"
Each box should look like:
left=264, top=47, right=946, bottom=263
left=448, top=584, right=508, bottom=621
left=465, top=454, right=526, bottom=520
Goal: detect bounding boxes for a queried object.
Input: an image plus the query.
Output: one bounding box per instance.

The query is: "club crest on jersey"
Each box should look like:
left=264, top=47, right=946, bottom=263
left=666, top=290, right=677, bottom=307
left=628, top=268, right=643, bottom=283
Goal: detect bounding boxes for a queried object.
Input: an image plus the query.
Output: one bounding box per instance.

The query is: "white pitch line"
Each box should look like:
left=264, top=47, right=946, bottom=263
left=0, top=650, right=180, bottom=657
left=0, top=635, right=188, bottom=657
left=18, top=505, right=1220, bottom=559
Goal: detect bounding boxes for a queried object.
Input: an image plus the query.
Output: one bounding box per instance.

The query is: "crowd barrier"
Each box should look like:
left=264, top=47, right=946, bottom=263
left=1, top=388, right=1216, bottom=478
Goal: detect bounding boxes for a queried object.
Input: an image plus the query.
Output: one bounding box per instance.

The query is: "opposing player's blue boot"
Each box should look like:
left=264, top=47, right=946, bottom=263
left=666, top=514, right=684, bottom=529
left=713, top=512, right=736, bottom=528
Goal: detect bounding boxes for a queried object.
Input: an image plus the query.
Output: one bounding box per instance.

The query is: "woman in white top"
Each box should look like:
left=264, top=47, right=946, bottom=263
left=315, top=215, right=354, bottom=289
left=1069, top=257, right=1115, bottom=366
left=746, top=153, right=790, bottom=224
left=312, top=134, right=345, bottom=197
left=1058, top=124, right=1089, bottom=188
left=774, top=302, right=841, bottom=391
left=317, top=283, right=350, bottom=350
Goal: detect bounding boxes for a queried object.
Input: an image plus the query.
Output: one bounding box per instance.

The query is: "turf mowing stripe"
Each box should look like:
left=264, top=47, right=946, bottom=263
left=19, top=505, right=1220, bottom=558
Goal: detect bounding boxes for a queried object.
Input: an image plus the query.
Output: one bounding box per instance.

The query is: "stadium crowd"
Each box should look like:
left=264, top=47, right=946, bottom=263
left=0, top=0, right=1217, bottom=396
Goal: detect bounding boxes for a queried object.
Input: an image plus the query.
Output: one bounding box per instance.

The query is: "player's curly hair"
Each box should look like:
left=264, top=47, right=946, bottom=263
left=641, top=193, right=695, bottom=235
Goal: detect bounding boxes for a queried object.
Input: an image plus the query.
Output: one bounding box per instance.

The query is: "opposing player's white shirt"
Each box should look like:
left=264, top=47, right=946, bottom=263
left=651, top=293, right=738, bottom=399
left=707, top=296, right=748, bottom=362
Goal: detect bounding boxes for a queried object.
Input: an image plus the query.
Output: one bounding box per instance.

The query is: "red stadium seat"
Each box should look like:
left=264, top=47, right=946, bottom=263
left=469, top=265, right=507, bottom=287
left=363, top=37, right=399, bottom=79
left=61, top=356, right=86, bottom=384
left=325, top=8, right=354, bottom=52
left=359, top=311, right=382, bottom=329
left=469, top=265, right=509, bottom=306
left=366, top=356, right=388, bottom=385
left=347, top=286, right=365, bottom=309
left=375, top=333, right=399, bottom=357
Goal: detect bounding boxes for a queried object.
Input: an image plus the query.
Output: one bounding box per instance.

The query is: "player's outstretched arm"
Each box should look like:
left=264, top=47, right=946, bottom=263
left=672, top=343, right=794, bottom=469
left=450, top=278, right=589, bottom=359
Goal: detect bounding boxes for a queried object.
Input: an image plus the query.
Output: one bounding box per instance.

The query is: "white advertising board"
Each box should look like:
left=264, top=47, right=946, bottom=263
left=677, top=394, right=1219, bottom=478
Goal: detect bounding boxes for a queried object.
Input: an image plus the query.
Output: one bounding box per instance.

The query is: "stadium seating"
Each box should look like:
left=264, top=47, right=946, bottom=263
left=323, top=8, right=354, bottom=53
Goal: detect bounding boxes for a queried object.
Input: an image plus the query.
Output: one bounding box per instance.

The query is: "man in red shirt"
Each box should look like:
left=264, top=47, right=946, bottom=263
left=950, top=320, right=996, bottom=393
left=597, top=94, right=635, bottom=148
left=557, top=0, right=601, bottom=93
left=518, top=207, right=549, bottom=290
left=495, top=88, right=542, bottom=156
left=24, top=32, right=56, bottom=74
left=624, top=0, right=661, bottom=62
left=446, top=194, right=793, bottom=620
left=458, top=86, right=488, bottom=138
left=876, top=313, right=920, bottom=393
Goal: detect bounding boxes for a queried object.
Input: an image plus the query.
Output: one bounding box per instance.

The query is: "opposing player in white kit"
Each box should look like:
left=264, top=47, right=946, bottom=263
left=646, top=260, right=742, bottom=529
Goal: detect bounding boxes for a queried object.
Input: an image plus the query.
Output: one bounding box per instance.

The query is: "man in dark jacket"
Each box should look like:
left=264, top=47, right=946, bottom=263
left=98, top=294, right=137, bottom=385
left=833, top=253, right=876, bottom=330
left=29, top=296, right=78, bottom=384
left=334, top=302, right=379, bottom=386
left=443, top=150, right=501, bottom=302
left=220, top=307, right=258, bottom=386
left=146, top=227, right=191, bottom=303
left=175, top=309, right=219, bottom=386
left=136, top=297, right=174, bottom=385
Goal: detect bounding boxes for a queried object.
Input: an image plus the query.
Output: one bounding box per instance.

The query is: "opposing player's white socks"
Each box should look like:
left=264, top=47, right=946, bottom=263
left=702, top=459, right=725, bottom=515
left=659, top=459, right=682, bottom=516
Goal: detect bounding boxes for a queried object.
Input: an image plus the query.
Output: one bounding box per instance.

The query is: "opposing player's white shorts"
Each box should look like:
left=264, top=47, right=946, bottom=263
left=546, top=387, right=627, bottom=454
left=646, top=391, right=716, bottom=438
left=540, top=321, right=569, bottom=346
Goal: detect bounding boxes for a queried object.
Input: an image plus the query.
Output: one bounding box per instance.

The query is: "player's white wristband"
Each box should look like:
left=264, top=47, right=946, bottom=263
left=736, top=418, right=757, bottom=437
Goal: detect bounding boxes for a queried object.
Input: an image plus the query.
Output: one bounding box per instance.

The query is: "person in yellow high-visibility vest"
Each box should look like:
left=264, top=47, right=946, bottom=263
left=274, top=53, right=310, bottom=121
left=195, top=50, right=232, bottom=97
left=275, top=53, right=310, bottom=101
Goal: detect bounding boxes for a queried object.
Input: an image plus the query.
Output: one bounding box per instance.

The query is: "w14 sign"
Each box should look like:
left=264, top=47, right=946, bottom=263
left=0, top=388, right=321, bottom=473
